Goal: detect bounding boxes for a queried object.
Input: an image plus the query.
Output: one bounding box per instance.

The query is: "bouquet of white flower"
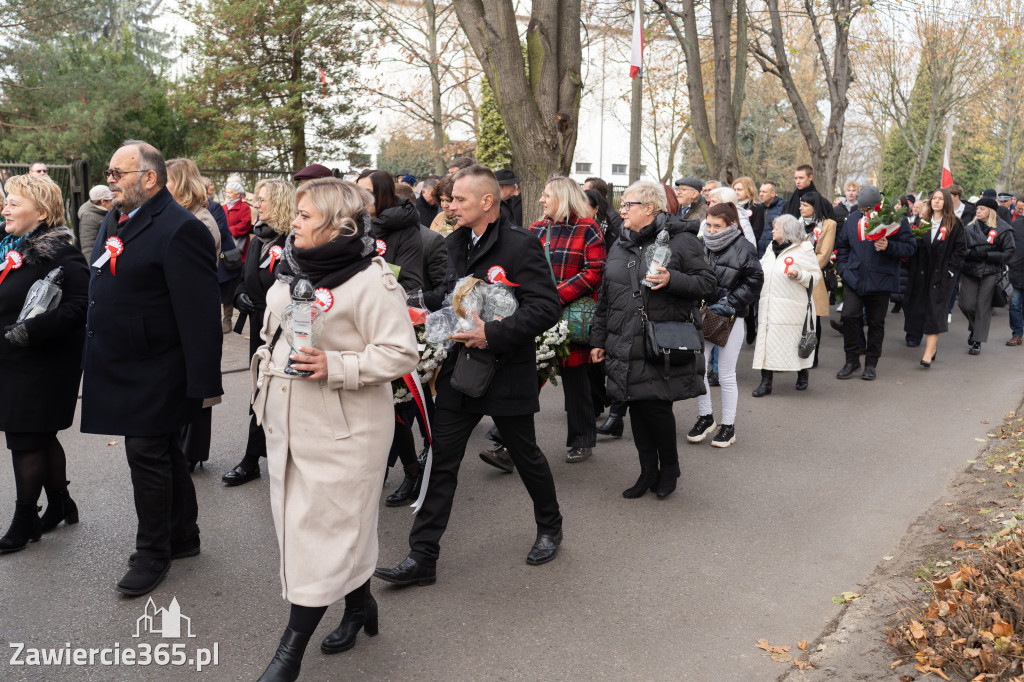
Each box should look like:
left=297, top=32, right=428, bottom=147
left=536, top=319, right=571, bottom=385
left=393, top=326, right=449, bottom=404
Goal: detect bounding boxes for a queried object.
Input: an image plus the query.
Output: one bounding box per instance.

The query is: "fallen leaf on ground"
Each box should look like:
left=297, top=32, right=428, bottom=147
left=770, top=652, right=792, bottom=663
left=953, top=540, right=968, bottom=550
left=915, top=662, right=951, bottom=680
left=832, top=591, right=862, bottom=604
left=794, top=659, right=814, bottom=670
left=755, top=639, right=791, bottom=655
left=992, top=622, right=1012, bottom=637
left=107, top=441, right=118, bottom=446
left=798, top=640, right=807, bottom=651
left=910, top=620, right=927, bottom=639
left=890, top=659, right=905, bottom=669
left=938, top=525, right=947, bottom=532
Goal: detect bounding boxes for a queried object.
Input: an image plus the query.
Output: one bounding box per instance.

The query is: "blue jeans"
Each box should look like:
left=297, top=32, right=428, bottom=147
left=1010, top=287, right=1024, bottom=338
left=709, top=345, right=719, bottom=374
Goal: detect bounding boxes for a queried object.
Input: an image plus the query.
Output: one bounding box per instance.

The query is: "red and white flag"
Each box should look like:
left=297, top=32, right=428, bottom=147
left=630, top=0, right=644, bottom=79
left=940, top=134, right=953, bottom=188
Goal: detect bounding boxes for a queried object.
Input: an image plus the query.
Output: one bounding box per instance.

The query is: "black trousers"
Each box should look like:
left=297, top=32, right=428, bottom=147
left=588, top=362, right=608, bottom=412
left=125, top=433, right=199, bottom=561
left=560, top=365, right=596, bottom=448
left=180, top=407, right=212, bottom=464
left=627, top=400, right=677, bottom=474
left=841, top=289, right=888, bottom=365
left=409, top=409, right=562, bottom=566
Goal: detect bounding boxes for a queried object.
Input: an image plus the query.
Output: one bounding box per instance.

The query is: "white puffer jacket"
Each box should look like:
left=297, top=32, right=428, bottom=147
left=752, top=240, right=821, bottom=371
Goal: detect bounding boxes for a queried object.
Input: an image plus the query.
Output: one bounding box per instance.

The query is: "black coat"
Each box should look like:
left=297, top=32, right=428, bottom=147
left=703, top=233, right=764, bottom=318
left=590, top=212, right=716, bottom=403
left=235, top=230, right=289, bottom=338
left=904, top=217, right=966, bottom=336
left=81, top=188, right=224, bottom=437
left=500, top=195, right=523, bottom=228
left=784, top=182, right=833, bottom=220
left=426, top=214, right=560, bottom=417
left=416, top=194, right=440, bottom=228
left=962, top=218, right=1015, bottom=279
left=602, top=212, right=624, bottom=245
left=419, top=225, right=447, bottom=295
left=372, top=198, right=424, bottom=293
left=836, top=210, right=916, bottom=295
left=959, top=201, right=977, bottom=228
left=1008, top=217, right=1024, bottom=289
left=0, top=226, right=88, bottom=433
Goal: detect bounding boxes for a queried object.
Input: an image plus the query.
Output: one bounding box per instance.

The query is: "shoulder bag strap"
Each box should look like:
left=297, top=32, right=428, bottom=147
left=802, top=280, right=815, bottom=335
left=626, top=253, right=648, bottom=323
left=542, top=223, right=557, bottom=284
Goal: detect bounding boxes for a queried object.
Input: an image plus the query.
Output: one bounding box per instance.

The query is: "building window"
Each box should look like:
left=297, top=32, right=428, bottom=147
left=575, top=162, right=592, bottom=174
left=611, top=164, right=627, bottom=175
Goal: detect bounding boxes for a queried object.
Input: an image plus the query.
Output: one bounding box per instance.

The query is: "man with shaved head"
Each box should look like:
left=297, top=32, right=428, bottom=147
left=375, top=165, right=565, bottom=583
left=81, top=140, right=223, bottom=596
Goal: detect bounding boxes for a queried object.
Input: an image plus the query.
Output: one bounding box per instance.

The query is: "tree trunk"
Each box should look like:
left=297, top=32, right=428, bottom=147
left=454, top=0, right=582, bottom=227
left=289, top=23, right=306, bottom=170
left=996, top=110, right=1020, bottom=193
left=424, top=0, right=447, bottom=175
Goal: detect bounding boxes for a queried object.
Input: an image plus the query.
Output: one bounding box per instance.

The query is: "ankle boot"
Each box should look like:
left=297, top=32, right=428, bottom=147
left=795, top=369, right=809, bottom=391
left=321, top=580, right=379, bottom=654
left=751, top=370, right=773, bottom=397
left=258, top=628, right=311, bottom=682
left=0, top=502, right=42, bottom=554
left=597, top=409, right=624, bottom=438
left=385, top=465, right=421, bottom=507
left=40, top=482, right=78, bottom=533
left=622, top=468, right=659, bottom=499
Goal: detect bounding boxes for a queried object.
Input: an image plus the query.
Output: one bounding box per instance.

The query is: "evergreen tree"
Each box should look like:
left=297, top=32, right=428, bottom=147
left=475, top=76, right=512, bottom=170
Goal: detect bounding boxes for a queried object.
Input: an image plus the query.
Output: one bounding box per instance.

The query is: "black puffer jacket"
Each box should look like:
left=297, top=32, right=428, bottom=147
left=591, top=212, right=716, bottom=403
left=962, top=218, right=1015, bottom=279
left=703, top=232, right=763, bottom=318
left=371, top=198, right=424, bottom=292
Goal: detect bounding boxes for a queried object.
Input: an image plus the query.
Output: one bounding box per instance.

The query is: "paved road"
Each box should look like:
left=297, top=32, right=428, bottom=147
left=1, top=310, right=1022, bottom=681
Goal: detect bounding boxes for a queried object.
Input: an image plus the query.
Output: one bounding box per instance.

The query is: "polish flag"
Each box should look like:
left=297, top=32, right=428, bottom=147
left=940, top=139, right=953, bottom=188
left=630, top=0, right=644, bottom=79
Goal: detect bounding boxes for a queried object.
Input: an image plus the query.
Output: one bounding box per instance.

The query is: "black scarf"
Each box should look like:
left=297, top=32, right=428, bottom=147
left=276, top=219, right=375, bottom=293
left=771, top=240, right=792, bottom=257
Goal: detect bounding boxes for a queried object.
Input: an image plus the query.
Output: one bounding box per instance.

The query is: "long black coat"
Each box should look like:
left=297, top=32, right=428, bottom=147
left=236, top=229, right=289, bottom=351
left=962, top=218, right=1015, bottom=279
left=81, top=188, right=224, bottom=437
left=1009, top=217, right=1024, bottom=289
left=425, top=214, right=560, bottom=417
left=590, top=212, right=716, bottom=403
left=500, top=195, right=523, bottom=228
left=703, top=233, right=764, bottom=318
left=904, top=218, right=966, bottom=336
left=372, top=198, right=424, bottom=293
left=0, top=226, right=88, bottom=433
left=419, top=224, right=447, bottom=295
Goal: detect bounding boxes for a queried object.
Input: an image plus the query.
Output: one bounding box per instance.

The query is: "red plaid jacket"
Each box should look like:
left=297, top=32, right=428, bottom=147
left=529, top=214, right=607, bottom=367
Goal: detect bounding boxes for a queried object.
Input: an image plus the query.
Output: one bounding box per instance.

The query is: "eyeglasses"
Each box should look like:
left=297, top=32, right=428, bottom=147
left=619, top=201, right=642, bottom=213
left=103, top=169, right=153, bottom=182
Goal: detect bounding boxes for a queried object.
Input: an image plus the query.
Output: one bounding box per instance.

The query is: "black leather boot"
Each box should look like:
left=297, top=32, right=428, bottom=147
left=0, top=502, right=42, bottom=554
left=321, top=580, right=378, bottom=654
left=385, top=465, right=421, bottom=507
left=258, top=628, right=311, bottom=682
left=751, top=370, right=773, bottom=397
left=795, top=369, right=809, bottom=391
left=622, top=469, right=659, bottom=499
left=39, top=482, right=78, bottom=533
left=597, top=403, right=625, bottom=438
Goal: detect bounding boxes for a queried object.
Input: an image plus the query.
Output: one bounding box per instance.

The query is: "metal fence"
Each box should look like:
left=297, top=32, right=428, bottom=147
left=0, top=161, right=90, bottom=240
left=199, top=168, right=295, bottom=201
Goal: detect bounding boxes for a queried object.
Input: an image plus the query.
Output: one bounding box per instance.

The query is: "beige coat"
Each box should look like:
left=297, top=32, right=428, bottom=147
left=810, top=218, right=836, bottom=316
left=251, top=257, right=419, bottom=606
left=752, top=240, right=821, bottom=372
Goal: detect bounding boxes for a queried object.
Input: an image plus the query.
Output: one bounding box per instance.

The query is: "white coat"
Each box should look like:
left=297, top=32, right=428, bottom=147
left=251, top=257, right=419, bottom=606
left=752, top=240, right=821, bottom=372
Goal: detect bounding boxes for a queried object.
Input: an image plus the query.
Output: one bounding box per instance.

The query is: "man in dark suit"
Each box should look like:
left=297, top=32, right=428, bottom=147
left=495, top=168, right=523, bottom=227
left=375, top=166, right=563, bottom=586
left=81, top=140, right=223, bottom=596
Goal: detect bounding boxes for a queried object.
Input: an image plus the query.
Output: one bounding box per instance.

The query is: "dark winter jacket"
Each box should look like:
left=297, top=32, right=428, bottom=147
left=419, top=224, right=447, bottom=295
left=76, top=201, right=108, bottom=256
left=962, top=218, right=1015, bottom=279
left=833, top=200, right=857, bottom=226
left=836, top=209, right=916, bottom=295
left=590, top=212, right=716, bottom=403
left=81, top=188, right=223, bottom=436
left=500, top=194, right=523, bottom=228
left=784, top=182, right=829, bottom=219
left=756, top=196, right=786, bottom=258
left=957, top=201, right=977, bottom=228
left=904, top=216, right=966, bottom=336
left=371, top=198, right=424, bottom=293
left=703, top=232, right=764, bottom=319
left=416, top=194, right=440, bottom=228
left=0, top=225, right=89, bottom=433
left=209, top=201, right=238, bottom=284
left=603, top=212, right=624, bottom=245
left=426, top=214, right=560, bottom=416
left=1009, top=217, right=1024, bottom=289
left=235, top=229, right=289, bottom=337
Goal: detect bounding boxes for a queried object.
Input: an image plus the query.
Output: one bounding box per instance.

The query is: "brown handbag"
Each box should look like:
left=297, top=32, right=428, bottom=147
left=700, top=307, right=735, bottom=347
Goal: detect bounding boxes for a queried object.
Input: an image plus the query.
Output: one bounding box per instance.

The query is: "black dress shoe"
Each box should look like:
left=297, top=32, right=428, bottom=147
left=373, top=556, right=436, bottom=586
left=829, top=319, right=843, bottom=333
left=385, top=472, right=421, bottom=507
left=129, top=536, right=200, bottom=566
left=836, top=362, right=860, bottom=379
left=526, top=529, right=562, bottom=565
left=478, top=445, right=514, bottom=473
left=596, top=413, right=624, bottom=438
left=258, top=628, right=310, bottom=682
left=222, top=464, right=260, bottom=487
left=861, top=365, right=877, bottom=380
left=115, top=557, right=170, bottom=596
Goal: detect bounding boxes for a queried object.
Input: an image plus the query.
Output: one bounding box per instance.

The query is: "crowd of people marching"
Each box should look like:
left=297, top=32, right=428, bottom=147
left=0, top=145, right=1022, bottom=681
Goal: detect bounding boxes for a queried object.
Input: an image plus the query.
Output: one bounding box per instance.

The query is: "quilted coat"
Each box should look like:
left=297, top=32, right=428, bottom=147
left=590, top=212, right=716, bottom=402
left=702, top=231, right=763, bottom=318
left=752, top=240, right=821, bottom=372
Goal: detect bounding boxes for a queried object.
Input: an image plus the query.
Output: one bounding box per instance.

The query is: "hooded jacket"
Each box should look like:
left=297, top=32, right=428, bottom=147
left=371, top=197, right=424, bottom=292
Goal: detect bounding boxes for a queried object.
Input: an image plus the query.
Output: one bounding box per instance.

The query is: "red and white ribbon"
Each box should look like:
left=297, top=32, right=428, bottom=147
left=988, top=229, right=997, bottom=244
left=487, top=265, right=519, bottom=287
left=857, top=216, right=869, bottom=241
left=375, top=239, right=387, bottom=257
left=938, top=226, right=947, bottom=241
left=401, top=371, right=432, bottom=514
left=813, top=226, right=821, bottom=243
left=260, top=245, right=283, bottom=272
left=0, top=250, right=23, bottom=286
left=783, top=256, right=794, bottom=274
left=314, top=287, right=334, bottom=312
left=105, top=236, right=124, bottom=276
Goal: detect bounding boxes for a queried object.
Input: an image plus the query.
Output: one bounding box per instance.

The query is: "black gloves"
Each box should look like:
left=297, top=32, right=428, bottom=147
left=234, top=292, right=256, bottom=314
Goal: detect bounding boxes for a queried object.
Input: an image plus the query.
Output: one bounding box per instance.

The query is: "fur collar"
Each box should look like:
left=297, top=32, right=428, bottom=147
left=19, top=225, right=75, bottom=266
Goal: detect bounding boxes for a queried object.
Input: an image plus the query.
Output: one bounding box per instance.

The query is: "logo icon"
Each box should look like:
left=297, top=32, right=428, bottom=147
left=134, top=597, right=195, bottom=639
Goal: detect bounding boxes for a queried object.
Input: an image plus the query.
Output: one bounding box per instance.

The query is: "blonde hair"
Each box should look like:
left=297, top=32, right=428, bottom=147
left=166, top=158, right=209, bottom=212
left=622, top=179, right=667, bottom=213
left=295, top=178, right=370, bottom=242
left=543, top=175, right=592, bottom=223
left=977, top=205, right=999, bottom=229
left=254, top=179, right=297, bottom=235
left=733, top=177, right=757, bottom=203
left=3, top=174, right=64, bottom=228
left=844, top=180, right=861, bottom=192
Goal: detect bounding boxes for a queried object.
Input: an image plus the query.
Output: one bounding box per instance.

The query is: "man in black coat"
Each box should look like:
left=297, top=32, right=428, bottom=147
left=375, top=166, right=563, bottom=585
left=496, top=168, right=523, bottom=227
left=81, top=140, right=223, bottom=596
left=783, top=164, right=834, bottom=221
left=1008, top=214, right=1024, bottom=346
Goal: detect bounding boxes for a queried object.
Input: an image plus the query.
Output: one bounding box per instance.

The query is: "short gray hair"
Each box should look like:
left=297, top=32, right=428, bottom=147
left=622, top=179, right=667, bottom=214
left=121, top=139, right=167, bottom=188
left=773, top=214, right=807, bottom=245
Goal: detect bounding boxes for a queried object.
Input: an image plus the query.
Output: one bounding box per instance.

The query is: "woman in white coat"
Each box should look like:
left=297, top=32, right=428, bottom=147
left=252, top=178, right=419, bottom=682
left=751, top=214, right=822, bottom=396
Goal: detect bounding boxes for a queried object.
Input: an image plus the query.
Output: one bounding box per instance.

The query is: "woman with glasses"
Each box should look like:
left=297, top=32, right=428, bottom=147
left=222, top=179, right=297, bottom=487
left=590, top=179, right=715, bottom=499
left=224, top=180, right=253, bottom=264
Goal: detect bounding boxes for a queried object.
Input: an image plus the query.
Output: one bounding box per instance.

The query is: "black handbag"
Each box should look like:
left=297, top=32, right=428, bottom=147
left=993, top=268, right=1013, bottom=308
left=220, top=247, right=243, bottom=272
left=627, top=256, right=702, bottom=379
left=450, top=346, right=498, bottom=398
left=822, top=261, right=838, bottom=292
left=798, top=280, right=817, bottom=359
